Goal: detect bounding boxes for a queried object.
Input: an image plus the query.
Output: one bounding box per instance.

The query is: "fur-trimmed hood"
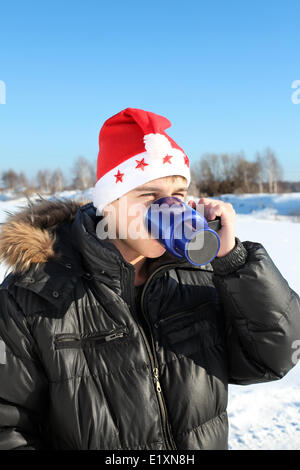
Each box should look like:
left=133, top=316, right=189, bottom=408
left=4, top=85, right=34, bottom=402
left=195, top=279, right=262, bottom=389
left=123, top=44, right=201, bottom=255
left=0, top=195, right=91, bottom=276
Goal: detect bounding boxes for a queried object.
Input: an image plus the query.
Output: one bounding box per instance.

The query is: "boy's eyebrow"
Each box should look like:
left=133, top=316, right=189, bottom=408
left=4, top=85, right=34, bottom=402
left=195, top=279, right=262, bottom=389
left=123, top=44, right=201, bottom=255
left=135, top=186, right=188, bottom=192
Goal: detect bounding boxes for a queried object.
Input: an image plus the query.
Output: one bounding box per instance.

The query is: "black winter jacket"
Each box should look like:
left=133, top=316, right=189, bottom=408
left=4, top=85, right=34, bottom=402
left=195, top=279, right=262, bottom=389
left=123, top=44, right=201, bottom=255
left=0, top=197, right=299, bottom=450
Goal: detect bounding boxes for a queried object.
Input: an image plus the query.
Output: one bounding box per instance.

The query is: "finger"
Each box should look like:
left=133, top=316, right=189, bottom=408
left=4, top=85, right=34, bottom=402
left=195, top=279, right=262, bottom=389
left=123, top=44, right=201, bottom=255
left=188, top=200, right=196, bottom=209
left=198, top=197, right=214, bottom=204
left=197, top=201, right=217, bottom=215
left=207, top=205, right=223, bottom=220
left=195, top=200, right=211, bottom=218
left=197, top=198, right=219, bottom=211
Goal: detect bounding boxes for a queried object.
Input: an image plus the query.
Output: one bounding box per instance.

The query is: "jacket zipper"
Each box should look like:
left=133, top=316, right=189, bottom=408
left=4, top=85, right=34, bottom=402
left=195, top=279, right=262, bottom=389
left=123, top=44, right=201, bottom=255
left=154, top=300, right=212, bottom=329
left=125, top=262, right=180, bottom=451
left=54, top=328, right=128, bottom=349
left=140, top=263, right=179, bottom=451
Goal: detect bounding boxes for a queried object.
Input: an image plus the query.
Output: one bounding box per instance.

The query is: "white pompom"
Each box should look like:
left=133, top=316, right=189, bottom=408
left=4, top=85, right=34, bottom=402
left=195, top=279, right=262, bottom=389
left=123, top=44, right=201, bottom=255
left=143, top=133, right=173, bottom=159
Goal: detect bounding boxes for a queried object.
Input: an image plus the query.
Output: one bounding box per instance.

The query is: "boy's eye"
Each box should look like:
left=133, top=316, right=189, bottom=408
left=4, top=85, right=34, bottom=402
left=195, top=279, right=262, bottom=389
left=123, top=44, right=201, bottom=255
left=139, top=193, right=185, bottom=197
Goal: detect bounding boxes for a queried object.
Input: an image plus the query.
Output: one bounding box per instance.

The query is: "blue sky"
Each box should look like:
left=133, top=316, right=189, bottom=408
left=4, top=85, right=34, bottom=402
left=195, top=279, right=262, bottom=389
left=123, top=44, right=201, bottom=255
left=0, top=0, right=300, bottom=183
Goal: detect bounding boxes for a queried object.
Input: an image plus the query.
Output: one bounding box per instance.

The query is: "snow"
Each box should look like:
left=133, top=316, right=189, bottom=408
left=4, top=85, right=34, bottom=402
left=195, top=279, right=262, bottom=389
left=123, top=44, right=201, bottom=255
left=0, top=190, right=300, bottom=450
left=226, top=212, right=300, bottom=450
left=215, top=192, right=300, bottom=217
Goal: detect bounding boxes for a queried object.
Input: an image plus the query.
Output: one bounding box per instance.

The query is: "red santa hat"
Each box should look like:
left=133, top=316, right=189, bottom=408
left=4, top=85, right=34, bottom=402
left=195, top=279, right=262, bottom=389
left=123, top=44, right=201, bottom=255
left=92, top=107, right=191, bottom=214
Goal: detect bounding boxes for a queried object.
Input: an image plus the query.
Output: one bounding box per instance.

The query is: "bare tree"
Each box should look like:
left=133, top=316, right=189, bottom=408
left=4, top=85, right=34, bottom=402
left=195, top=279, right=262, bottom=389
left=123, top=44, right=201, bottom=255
left=220, top=153, right=234, bottom=181
left=273, top=158, right=284, bottom=193
left=233, top=155, right=248, bottom=192
left=196, top=155, right=216, bottom=196
left=255, top=152, right=265, bottom=193
left=188, top=165, right=200, bottom=197
left=192, top=150, right=269, bottom=195
left=49, top=168, right=65, bottom=194
left=192, top=153, right=236, bottom=196
left=17, top=171, right=28, bottom=190
left=233, top=154, right=259, bottom=193
left=264, top=147, right=283, bottom=193
left=1, top=169, right=19, bottom=190
left=36, top=169, right=52, bottom=193
left=72, top=156, right=95, bottom=190
left=207, top=154, right=222, bottom=183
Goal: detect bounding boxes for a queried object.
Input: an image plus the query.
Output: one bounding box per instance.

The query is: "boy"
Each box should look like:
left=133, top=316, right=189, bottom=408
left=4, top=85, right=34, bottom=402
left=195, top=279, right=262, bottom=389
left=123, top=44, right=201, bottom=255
left=0, top=107, right=299, bottom=450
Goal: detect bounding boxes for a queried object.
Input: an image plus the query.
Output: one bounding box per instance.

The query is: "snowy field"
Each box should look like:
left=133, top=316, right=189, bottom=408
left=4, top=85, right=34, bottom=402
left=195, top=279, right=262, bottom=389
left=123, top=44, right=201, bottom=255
left=0, top=191, right=300, bottom=450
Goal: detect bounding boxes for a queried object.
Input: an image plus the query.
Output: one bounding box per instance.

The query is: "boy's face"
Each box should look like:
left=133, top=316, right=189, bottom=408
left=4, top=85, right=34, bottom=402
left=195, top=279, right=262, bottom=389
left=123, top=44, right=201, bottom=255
left=102, top=176, right=188, bottom=258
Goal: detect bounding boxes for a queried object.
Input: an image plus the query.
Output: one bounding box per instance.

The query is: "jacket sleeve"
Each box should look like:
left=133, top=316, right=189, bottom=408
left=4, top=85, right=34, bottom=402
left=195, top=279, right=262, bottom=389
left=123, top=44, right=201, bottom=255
left=210, top=237, right=300, bottom=385
left=0, top=287, right=49, bottom=449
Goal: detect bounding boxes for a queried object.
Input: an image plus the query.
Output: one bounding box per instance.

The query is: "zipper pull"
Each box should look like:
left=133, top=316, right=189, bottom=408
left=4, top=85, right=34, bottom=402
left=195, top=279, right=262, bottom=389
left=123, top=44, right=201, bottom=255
left=105, top=332, right=125, bottom=342
left=153, top=367, right=162, bottom=392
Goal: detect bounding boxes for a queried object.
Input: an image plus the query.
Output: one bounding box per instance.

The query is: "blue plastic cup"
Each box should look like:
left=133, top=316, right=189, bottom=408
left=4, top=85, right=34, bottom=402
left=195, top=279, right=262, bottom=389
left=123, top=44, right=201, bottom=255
left=144, top=196, right=221, bottom=266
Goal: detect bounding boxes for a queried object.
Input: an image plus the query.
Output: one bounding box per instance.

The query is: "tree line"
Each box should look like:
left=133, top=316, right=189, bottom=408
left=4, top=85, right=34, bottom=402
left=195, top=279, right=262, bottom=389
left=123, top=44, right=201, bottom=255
left=0, top=156, right=97, bottom=195
left=189, top=147, right=300, bottom=196
left=1, top=148, right=299, bottom=197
